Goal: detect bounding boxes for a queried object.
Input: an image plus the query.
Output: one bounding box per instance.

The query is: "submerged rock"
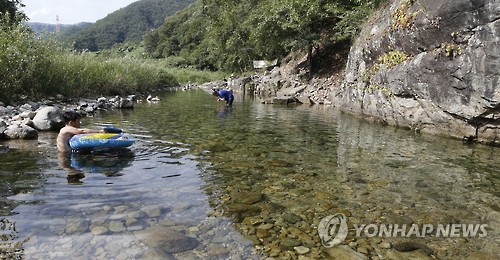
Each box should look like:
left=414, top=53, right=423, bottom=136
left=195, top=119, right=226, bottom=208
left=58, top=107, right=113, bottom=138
left=135, top=226, right=199, bottom=253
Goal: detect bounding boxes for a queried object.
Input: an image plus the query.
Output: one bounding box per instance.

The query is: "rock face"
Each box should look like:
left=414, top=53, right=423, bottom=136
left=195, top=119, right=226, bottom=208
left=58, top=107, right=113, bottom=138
left=334, top=0, right=499, bottom=144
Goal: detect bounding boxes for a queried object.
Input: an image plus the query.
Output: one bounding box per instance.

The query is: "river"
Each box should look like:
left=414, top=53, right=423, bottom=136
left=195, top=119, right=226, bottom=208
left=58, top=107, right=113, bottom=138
left=0, top=89, right=498, bottom=259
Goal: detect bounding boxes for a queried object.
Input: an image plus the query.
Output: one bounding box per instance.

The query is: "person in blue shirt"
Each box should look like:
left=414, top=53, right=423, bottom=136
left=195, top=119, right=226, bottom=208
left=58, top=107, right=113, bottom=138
left=212, top=89, right=234, bottom=107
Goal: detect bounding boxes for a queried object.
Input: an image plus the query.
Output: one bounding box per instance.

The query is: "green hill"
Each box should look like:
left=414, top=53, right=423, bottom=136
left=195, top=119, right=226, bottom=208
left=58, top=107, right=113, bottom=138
left=27, top=22, right=92, bottom=39
left=66, top=0, right=196, bottom=51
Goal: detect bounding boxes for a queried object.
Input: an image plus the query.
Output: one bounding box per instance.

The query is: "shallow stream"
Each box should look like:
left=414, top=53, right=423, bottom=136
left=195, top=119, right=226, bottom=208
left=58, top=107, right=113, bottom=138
left=0, top=89, right=498, bottom=259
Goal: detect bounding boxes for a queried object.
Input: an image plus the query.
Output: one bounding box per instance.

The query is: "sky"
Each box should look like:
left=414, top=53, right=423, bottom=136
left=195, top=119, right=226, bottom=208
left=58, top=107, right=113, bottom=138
left=22, top=0, right=140, bottom=24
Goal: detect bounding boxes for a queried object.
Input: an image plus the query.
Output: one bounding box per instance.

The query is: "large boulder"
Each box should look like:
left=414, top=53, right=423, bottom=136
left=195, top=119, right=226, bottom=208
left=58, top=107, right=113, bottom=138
left=32, top=106, right=64, bottom=131
left=335, top=0, right=500, bottom=144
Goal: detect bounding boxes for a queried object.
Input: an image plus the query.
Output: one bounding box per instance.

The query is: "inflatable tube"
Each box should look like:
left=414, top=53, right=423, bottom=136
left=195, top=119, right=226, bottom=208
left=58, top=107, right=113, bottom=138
left=102, top=126, right=123, bottom=133
left=69, top=133, right=135, bottom=150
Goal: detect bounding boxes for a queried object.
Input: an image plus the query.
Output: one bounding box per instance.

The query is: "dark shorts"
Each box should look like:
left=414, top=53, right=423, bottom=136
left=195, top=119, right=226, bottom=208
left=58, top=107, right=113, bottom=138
left=227, top=96, right=234, bottom=106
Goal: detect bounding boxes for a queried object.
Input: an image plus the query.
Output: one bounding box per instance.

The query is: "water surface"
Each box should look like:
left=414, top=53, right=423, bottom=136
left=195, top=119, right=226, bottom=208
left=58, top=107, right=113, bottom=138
left=0, top=89, right=498, bottom=259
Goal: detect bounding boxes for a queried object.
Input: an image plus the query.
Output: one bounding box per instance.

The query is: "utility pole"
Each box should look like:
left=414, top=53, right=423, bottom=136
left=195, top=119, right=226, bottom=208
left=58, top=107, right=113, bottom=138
left=56, top=15, right=60, bottom=34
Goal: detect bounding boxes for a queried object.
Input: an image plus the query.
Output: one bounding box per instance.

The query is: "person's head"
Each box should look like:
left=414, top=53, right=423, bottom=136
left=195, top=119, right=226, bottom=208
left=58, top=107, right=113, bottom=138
left=212, top=90, right=220, bottom=97
left=63, top=110, right=82, bottom=127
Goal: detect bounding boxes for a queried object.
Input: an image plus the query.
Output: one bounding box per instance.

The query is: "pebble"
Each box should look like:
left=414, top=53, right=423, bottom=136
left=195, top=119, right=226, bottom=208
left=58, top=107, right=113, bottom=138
left=294, top=246, right=310, bottom=255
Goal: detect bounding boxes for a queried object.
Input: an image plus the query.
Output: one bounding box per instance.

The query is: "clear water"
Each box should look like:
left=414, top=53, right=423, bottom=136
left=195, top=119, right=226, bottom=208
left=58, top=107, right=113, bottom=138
left=0, top=89, right=498, bottom=259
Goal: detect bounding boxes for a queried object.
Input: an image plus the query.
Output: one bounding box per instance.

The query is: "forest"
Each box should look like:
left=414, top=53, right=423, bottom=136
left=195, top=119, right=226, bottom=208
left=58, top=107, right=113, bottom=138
left=0, top=0, right=385, bottom=103
left=143, top=0, right=386, bottom=72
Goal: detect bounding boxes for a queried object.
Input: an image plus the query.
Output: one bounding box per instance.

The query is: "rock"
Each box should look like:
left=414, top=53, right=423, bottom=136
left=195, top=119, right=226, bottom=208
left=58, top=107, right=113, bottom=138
left=294, top=246, right=310, bottom=255
left=280, top=238, right=302, bottom=250
left=283, top=213, right=302, bottom=224
left=141, top=248, right=176, bottom=260
left=256, top=228, right=270, bottom=239
left=117, top=98, right=134, bottom=109
left=263, top=96, right=302, bottom=105
left=233, top=192, right=264, bottom=204
left=334, top=0, right=500, bottom=144
left=141, top=205, right=161, bottom=218
left=19, top=111, right=36, bottom=119
left=0, top=145, right=8, bottom=153
left=393, top=241, right=433, bottom=256
left=379, top=241, right=392, bottom=249
left=0, top=124, right=6, bottom=140
left=32, top=106, right=64, bottom=131
left=90, top=226, right=108, bottom=235
left=4, top=124, right=38, bottom=140
left=277, top=86, right=306, bottom=96
left=108, top=220, right=126, bottom=232
left=324, top=245, right=368, bottom=260
left=386, top=249, right=433, bottom=260
left=135, top=226, right=199, bottom=253
left=226, top=204, right=261, bottom=216
left=464, top=252, right=499, bottom=260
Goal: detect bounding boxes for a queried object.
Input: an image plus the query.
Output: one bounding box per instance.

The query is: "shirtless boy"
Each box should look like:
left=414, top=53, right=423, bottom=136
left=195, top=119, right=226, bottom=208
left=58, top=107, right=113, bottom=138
left=57, top=110, right=102, bottom=153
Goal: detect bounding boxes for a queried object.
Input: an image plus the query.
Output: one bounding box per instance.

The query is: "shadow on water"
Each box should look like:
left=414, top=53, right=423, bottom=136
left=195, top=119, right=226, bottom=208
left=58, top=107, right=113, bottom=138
left=57, top=149, right=135, bottom=184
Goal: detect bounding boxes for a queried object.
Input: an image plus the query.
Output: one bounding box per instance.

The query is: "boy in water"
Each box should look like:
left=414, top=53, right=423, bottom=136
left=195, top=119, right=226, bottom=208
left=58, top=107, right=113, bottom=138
left=212, top=89, right=234, bottom=107
left=57, top=110, right=103, bottom=153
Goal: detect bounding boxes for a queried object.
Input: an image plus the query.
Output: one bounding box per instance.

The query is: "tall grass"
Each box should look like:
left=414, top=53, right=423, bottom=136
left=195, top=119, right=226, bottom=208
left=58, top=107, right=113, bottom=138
left=0, top=15, right=223, bottom=104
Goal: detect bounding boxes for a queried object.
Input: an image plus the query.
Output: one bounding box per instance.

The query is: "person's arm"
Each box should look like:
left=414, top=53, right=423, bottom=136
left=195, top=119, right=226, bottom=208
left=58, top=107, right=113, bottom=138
left=66, top=127, right=102, bottom=135
left=80, top=128, right=103, bottom=134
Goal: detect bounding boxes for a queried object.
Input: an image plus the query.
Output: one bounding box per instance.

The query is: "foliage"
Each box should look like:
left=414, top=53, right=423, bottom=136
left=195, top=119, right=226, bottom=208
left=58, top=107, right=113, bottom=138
left=0, top=13, right=54, bottom=102
left=377, top=50, right=408, bottom=68
left=0, top=15, right=221, bottom=104
left=436, top=32, right=463, bottom=59
left=391, top=0, right=418, bottom=29
left=145, top=0, right=386, bottom=72
left=64, top=0, right=196, bottom=51
left=0, top=0, right=26, bottom=24
left=361, top=49, right=407, bottom=82
left=438, top=42, right=462, bottom=59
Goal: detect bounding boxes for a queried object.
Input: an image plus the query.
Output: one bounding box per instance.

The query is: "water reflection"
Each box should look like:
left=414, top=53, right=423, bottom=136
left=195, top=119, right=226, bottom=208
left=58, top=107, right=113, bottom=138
left=57, top=152, right=85, bottom=184
left=216, top=105, right=232, bottom=119
left=57, top=149, right=135, bottom=184
left=69, top=149, right=135, bottom=176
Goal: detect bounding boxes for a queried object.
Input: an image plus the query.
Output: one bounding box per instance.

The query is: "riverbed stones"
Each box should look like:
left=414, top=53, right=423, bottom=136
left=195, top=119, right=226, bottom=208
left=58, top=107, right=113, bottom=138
left=134, top=226, right=199, bottom=253
left=324, top=245, right=368, bottom=260
left=283, top=212, right=302, bottom=224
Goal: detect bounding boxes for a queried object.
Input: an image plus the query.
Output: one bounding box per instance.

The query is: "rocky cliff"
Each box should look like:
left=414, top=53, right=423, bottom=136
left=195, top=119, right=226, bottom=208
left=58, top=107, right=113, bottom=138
left=214, top=0, right=499, bottom=145
left=334, top=0, right=499, bottom=144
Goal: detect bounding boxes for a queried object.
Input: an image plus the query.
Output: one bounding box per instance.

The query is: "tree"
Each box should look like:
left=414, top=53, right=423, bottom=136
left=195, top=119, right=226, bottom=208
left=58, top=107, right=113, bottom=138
left=145, top=0, right=386, bottom=73
left=0, top=0, right=27, bottom=24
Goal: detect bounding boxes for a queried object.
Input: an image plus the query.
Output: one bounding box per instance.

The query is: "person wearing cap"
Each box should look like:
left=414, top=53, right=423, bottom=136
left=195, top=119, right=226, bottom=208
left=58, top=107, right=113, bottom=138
left=212, top=89, right=234, bottom=107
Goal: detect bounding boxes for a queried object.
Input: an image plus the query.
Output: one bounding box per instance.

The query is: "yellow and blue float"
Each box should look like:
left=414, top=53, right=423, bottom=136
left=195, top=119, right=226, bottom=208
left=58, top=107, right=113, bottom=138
left=69, top=131, right=135, bottom=150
